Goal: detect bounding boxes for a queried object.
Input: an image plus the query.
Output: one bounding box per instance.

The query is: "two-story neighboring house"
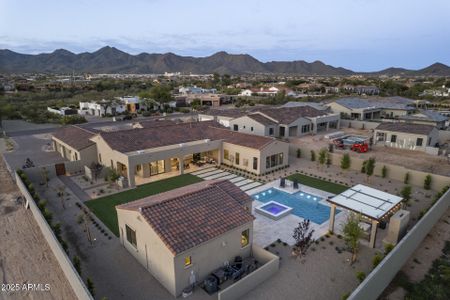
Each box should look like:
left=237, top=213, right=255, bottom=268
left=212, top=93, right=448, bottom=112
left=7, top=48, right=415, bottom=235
left=116, top=180, right=254, bottom=297
left=229, top=106, right=340, bottom=138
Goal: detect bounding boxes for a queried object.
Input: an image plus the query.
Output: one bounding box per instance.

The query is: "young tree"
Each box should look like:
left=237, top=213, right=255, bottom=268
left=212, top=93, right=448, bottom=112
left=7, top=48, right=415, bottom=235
left=424, top=174, right=432, bottom=190
left=400, top=185, right=412, bottom=203
left=41, top=167, right=49, bottom=187
left=292, top=219, right=315, bottom=257
left=77, top=213, right=92, bottom=245
left=404, top=172, right=410, bottom=184
left=364, top=157, right=376, bottom=182
left=326, top=153, right=332, bottom=168
left=341, top=153, right=351, bottom=170
left=381, top=165, right=388, bottom=178
left=310, top=150, right=316, bottom=162
left=342, top=213, right=364, bottom=264
left=318, top=148, right=328, bottom=168
left=87, top=277, right=95, bottom=297
left=55, top=185, right=66, bottom=209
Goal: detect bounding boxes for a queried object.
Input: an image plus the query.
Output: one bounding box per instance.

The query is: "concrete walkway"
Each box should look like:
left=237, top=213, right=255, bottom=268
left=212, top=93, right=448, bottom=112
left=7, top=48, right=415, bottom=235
left=191, top=167, right=263, bottom=191
left=59, top=175, right=91, bottom=202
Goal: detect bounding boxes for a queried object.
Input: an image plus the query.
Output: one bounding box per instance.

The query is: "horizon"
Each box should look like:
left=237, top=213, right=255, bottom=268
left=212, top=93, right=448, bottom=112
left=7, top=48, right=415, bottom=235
left=1, top=0, right=450, bottom=71
left=2, top=46, right=449, bottom=73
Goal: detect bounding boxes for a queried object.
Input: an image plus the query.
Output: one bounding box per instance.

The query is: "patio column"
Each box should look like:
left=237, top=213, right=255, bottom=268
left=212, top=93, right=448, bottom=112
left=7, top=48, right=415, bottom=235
left=127, top=163, right=136, bottom=188
left=142, top=163, right=150, bottom=178
left=369, top=219, right=378, bottom=248
left=328, top=204, right=337, bottom=233
left=178, top=157, right=184, bottom=175
left=217, top=150, right=222, bottom=165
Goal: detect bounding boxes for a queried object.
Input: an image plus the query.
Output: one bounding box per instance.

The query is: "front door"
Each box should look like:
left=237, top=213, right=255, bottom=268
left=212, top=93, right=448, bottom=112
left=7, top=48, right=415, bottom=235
left=279, top=127, right=285, bottom=137
left=55, top=163, right=66, bottom=176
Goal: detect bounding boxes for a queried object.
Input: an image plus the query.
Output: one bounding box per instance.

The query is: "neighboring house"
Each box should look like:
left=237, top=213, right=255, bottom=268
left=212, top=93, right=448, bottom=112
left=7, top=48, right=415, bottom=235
left=281, top=101, right=329, bottom=111
left=47, top=106, right=78, bottom=116
left=198, top=108, right=252, bottom=127
left=251, top=87, right=279, bottom=96
left=52, top=126, right=98, bottom=164
left=116, top=180, right=254, bottom=297
left=400, top=110, right=448, bottom=129
left=229, top=106, right=340, bottom=138
left=79, top=99, right=127, bottom=116
left=179, top=85, right=217, bottom=95
left=342, top=85, right=380, bottom=95
left=373, top=122, right=439, bottom=152
left=53, top=121, right=289, bottom=187
left=326, top=97, right=417, bottom=120
left=117, top=96, right=142, bottom=113
left=185, top=93, right=235, bottom=107
left=238, top=89, right=253, bottom=97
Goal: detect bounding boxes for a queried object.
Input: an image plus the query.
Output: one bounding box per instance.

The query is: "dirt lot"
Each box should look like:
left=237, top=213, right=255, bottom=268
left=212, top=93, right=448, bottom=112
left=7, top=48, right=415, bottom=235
left=291, top=128, right=450, bottom=176
left=0, top=156, right=76, bottom=300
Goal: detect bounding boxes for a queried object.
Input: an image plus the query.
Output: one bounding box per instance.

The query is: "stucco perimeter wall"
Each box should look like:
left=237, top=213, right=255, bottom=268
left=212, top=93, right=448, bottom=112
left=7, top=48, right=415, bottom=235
left=349, top=188, right=450, bottom=300
left=289, top=144, right=450, bottom=191
left=340, top=119, right=381, bottom=130
left=217, top=245, right=280, bottom=300
left=15, top=172, right=93, bottom=300
left=438, top=129, right=450, bottom=144
left=23, top=160, right=87, bottom=183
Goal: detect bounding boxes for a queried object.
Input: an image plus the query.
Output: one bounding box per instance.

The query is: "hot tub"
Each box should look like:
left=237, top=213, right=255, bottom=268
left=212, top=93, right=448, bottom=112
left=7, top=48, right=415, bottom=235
left=255, top=201, right=293, bottom=220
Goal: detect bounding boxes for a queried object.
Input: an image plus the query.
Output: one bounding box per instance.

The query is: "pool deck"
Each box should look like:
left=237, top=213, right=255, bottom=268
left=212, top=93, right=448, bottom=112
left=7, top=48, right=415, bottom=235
left=249, top=180, right=349, bottom=247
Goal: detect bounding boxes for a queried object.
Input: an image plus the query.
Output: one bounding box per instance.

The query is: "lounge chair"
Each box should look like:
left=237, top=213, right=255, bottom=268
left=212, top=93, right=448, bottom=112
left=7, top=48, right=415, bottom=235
left=293, top=179, right=299, bottom=189
left=280, top=178, right=286, bottom=188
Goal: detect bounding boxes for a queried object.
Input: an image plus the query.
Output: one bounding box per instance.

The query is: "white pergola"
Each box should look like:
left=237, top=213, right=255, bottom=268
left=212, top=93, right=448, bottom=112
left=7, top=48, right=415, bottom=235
left=327, top=184, right=403, bottom=248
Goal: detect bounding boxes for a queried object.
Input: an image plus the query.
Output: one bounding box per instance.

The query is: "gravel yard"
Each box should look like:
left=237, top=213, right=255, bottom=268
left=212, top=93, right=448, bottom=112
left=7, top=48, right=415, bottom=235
left=0, top=156, right=76, bottom=300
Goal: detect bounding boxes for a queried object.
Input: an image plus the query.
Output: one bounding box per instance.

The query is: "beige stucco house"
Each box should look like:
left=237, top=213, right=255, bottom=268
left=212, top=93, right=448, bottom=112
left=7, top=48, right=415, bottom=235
left=229, top=106, right=340, bottom=138
left=374, top=122, right=439, bottom=152
left=116, top=180, right=255, bottom=297
left=52, top=126, right=98, bottom=164
left=52, top=120, right=289, bottom=187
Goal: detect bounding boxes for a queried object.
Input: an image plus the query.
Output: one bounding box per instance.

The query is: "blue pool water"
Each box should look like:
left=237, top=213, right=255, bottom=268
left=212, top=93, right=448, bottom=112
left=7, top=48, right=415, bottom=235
left=260, top=202, right=289, bottom=215
left=253, top=188, right=338, bottom=224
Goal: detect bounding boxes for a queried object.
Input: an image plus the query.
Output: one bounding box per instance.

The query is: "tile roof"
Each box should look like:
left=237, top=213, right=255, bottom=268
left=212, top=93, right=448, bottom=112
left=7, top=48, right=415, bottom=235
left=52, top=125, right=96, bottom=150
left=401, top=110, right=448, bottom=122
left=376, top=122, right=435, bottom=135
left=281, top=101, right=328, bottom=110
left=247, top=113, right=278, bottom=125
left=99, top=121, right=277, bottom=153
left=334, top=97, right=416, bottom=110
left=203, top=108, right=254, bottom=118
left=117, top=180, right=254, bottom=255
left=255, top=106, right=327, bottom=124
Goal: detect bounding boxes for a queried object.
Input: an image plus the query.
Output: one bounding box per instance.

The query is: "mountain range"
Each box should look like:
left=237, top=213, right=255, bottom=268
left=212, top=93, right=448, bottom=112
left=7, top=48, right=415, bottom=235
left=1, top=46, right=449, bottom=76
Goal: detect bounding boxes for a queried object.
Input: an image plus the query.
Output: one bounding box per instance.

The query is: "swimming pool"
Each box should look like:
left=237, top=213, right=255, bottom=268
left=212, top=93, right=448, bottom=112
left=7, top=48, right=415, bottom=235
left=255, top=201, right=293, bottom=220
left=252, top=188, right=338, bottom=224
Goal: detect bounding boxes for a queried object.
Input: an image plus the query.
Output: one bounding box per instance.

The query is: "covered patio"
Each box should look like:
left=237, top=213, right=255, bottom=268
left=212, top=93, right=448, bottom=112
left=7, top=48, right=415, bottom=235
left=327, top=184, right=403, bottom=248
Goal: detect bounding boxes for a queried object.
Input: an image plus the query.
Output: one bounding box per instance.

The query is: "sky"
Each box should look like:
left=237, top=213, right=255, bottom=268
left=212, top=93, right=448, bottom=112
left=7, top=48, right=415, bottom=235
left=1, top=0, right=450, bottom=71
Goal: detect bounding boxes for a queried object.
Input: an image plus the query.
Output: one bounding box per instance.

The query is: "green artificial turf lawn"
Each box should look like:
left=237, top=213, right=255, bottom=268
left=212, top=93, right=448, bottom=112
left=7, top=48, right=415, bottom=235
left=286, top=173, right=348, bottom=195
left=85, top=174, right=203, bottom=236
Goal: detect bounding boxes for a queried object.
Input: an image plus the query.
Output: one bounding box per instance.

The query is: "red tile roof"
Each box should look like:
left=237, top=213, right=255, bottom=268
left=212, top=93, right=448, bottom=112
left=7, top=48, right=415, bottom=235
left=52, top=125, right=96, bottom=150
left=117, top=180, right=254, bottom=255
left=99, top=121, right=276, bottom=153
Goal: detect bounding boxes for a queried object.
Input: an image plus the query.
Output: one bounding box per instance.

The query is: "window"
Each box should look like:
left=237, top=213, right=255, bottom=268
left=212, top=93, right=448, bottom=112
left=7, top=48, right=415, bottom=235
left=301, top=124, right=310, bottom=133
left=241, top=229, right=249, bottom=248
left=269, top=128, right=274, bottom=135
left=74, top=152, right=78, bottom=160
left=243, top=158, right=248, bottom=167
left=235, top=152, right=240, bottom=165
left=125, top=225, right=137, bottom=247
left=390, top=135, right=397, bottom=143
left=224, top=149, right=229, bottom=160
left=98, top=153, right=102, bottom=163
left=136, top=164, right=142, bottom=171
left=251, top=127, right=254, bottom=132
left=266, top=153, right=285, bottom=169
left=110, top=160, right=114, bottom=169
left=233, top=124, right=238, bottom=131
left=416, top=138, right=423, bottom=146
left=184, top=256, right=192, bottom=267
left=253, top=157, right=258, bottom=170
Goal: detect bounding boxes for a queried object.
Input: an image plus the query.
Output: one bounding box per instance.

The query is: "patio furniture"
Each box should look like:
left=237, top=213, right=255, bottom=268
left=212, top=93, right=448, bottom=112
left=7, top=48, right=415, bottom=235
left=279, top=178, right=286, bottom=188
left=293, top=179, right=299, bottom=189
left=203, top=275, right=219, bottom=294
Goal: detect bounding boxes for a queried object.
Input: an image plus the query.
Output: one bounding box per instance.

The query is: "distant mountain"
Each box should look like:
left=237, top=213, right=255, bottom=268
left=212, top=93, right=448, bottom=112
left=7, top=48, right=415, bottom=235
left=0, top=46, right=449, bottom=76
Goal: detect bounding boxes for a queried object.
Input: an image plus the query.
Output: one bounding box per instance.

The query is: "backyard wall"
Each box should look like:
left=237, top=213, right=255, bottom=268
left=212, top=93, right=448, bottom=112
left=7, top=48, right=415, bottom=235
left=340, top=120, right=380, bottom=130
left=438, top=129, right=450, bottom=144
left=21, top=160, right=86, bottom=183
left=348, top=187, right=450, bottom=300
left=217, top=245, right=280, bottom=300
left=15, top=172, right=93, bottom=300
left=290, top=145, right=450, bottom=191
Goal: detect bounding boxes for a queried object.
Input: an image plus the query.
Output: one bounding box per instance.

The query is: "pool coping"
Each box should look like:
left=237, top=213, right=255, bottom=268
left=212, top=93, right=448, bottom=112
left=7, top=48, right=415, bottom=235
left=255, top=200, right=294, bottom=220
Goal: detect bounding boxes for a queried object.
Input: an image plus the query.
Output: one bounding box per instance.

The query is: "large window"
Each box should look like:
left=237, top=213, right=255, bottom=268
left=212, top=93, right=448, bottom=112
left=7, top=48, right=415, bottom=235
left=269, top=128, right=274, bottom=135
left=233, top=124, right=238, bottom=131
left=301, top=124, right=310, bottom=133
left=235, top=152, right=240, bottom=165
left=241, top=229, right=249, bottom=248
left=390, top=135, right=397, bottom=143
left=416, top=138, right=423, bottom=146
left=184, top=256, right=192, bottom=267
left=150, top=160, right=165, bottom=175
left=224, top=149, right=229, bottom=160
left=253, top=157, right=258, bottom=170
left=265, top=153, right=284, bottom=169
left=125, top=225, right=137, bottom=247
